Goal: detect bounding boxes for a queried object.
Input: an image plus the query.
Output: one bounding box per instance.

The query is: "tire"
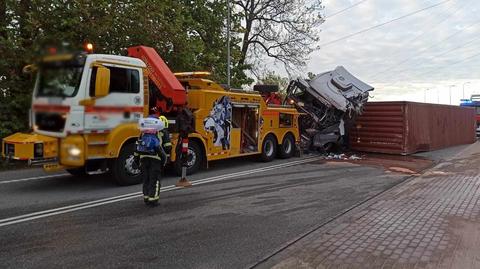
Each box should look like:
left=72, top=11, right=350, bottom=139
left=323, top=142, right=336, bottom=153
left=278, top=134, right=294, bottom=159
left=66, top=167, right=87, bottom=176
left=260, top=135, right=277, bottom=162
left=174, top=140, right=203, bottom=176
left=112, top=143, right=142, bottom=186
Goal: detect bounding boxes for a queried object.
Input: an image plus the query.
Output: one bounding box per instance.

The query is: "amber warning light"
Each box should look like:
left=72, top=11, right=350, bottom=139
left=85, top=43, right=93, bottom=53
left=48, top=47, right=57, bottom=55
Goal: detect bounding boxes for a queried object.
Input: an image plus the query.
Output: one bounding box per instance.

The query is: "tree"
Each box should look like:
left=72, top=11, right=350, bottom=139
left=259, top=70, right=289, bottom=99
left=0, top=0, right=251, bottom=140
left=0, top=0, right=6, bottom=39
left=234, top=0, right=324, bottom=74
left=260, top=71, right=288, bottom=89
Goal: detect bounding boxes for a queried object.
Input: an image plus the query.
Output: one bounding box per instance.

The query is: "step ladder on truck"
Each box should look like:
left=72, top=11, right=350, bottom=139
left=2, top=44, right=300, bottom=185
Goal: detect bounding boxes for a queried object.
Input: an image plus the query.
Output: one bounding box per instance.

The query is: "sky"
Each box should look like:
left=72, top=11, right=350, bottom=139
left=305, top=0, right=480, bottom=105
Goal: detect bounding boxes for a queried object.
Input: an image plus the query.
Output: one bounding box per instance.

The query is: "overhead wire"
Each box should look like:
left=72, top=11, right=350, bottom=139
left=325, top=0, right=369, bottom=19
left=370, top=0, right=470, bottom=70
left=398, top=0, right=470, bottom=47
left=417, top=51, right=480, bottom=78
left=371, top=18, right=480, bottom=80
left=319, top=0, right=451, bottom=47
left=379, top=32, right=480, bottom=76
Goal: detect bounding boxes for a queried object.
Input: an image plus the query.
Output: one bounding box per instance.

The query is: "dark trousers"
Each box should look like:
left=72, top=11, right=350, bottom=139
left=140, top=157, right=162, bottom=202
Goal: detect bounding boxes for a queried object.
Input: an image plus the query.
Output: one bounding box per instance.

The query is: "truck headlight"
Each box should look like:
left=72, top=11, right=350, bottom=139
left=68, top=146, right=81, bottom=156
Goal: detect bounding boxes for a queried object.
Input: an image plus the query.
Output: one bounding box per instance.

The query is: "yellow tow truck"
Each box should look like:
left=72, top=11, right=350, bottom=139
left=2, top=45, right=300, bottom=185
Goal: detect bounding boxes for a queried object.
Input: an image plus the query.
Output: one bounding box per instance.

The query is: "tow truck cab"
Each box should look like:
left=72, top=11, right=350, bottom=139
left=3, top=52, right=149, bottom=185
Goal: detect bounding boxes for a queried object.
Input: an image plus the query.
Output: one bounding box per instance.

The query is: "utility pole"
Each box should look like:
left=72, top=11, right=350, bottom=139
left=424, top=88, right=429, bottom=103
left=227, top=0, right=231, bottom=88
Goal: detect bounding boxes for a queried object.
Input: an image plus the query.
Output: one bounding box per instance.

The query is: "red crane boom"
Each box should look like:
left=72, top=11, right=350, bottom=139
left=127, top=46, right=187, bottom=113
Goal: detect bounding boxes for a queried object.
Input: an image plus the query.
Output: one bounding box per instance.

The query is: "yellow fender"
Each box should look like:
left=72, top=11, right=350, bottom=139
left=106, top=123, right=140, bottom=158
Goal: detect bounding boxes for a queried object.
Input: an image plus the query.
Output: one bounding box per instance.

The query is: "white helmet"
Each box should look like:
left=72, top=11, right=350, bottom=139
left=138, top=116, right=165, bottom=132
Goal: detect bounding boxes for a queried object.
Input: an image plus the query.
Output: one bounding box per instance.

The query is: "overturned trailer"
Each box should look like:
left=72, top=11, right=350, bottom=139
left=284, top=66, right=373, bottom=151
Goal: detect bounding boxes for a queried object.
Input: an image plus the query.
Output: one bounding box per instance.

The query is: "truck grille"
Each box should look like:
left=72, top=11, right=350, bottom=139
left=35, top=112, right=66, bottom=132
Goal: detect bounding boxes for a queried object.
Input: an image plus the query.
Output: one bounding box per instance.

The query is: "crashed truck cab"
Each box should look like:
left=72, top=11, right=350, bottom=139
left=285, top=66, right=373, bottom=151
left=2, top=52, right=148, bottom=178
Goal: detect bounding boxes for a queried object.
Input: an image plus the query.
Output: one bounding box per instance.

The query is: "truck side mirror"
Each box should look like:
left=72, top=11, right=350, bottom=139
left=95, top=66, right=110, bottom=97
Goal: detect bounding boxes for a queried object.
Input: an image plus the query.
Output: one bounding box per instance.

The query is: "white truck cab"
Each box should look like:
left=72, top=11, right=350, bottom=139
left=4, top=52, right=149, bottom=185
left=32, top=53, right=146, bottom=137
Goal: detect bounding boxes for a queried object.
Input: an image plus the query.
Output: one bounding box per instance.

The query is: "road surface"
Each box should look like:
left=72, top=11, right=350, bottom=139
left=0, top=154, right=416, bottom=268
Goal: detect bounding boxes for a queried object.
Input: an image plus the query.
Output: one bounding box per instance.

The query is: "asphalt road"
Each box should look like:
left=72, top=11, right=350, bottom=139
left=0, top=155, right=409, bottom=268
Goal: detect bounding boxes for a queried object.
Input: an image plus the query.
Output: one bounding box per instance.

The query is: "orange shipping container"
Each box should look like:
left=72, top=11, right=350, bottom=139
left=349, top=101, right=476, bottom=155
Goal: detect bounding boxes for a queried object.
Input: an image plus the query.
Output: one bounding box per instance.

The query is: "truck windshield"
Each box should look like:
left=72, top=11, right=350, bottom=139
left=37, top=66, right=83, bottom=98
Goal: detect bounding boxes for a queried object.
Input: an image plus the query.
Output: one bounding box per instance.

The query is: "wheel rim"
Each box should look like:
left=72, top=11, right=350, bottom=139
left=125, top=155, right=140, bottom=176
left=283, top=138, right=292, bottom=154
left=186, top=148, right=197, bottom=168
left=265, top=140, right=274, bottom=157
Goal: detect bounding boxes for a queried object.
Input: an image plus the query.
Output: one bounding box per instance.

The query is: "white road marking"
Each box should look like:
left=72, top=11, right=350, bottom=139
left=0, top=173, right=70, bottom=184
left=0, top=157, right=322, bottom=227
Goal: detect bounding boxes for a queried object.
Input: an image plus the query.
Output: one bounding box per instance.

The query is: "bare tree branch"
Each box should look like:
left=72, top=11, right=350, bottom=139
left=234, top=0, right=324, bottom=74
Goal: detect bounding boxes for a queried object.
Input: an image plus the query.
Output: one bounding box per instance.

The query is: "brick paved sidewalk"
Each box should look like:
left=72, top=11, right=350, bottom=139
left=257, top=142, right=480, bottom=269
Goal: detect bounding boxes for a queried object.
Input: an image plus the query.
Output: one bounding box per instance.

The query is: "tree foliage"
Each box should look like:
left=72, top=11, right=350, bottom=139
left=0, top=0, right=249, bottom=139
left=234, top=0, right=324, bottom=74
left=259, top=70, right=289, bottom=98
left=0, top=0, right=323, bottom=140
left=260, top=71, right=288, bottom=89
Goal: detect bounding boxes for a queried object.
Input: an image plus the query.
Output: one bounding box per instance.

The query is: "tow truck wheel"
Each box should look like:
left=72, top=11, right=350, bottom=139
left=260, top=135, right=277, bottom=162
left=278, top=134, right=294, bottom=159
left=66, top=167, right=87, bottom=176
left=112, top=143, right=142, bottom=186
left=174, top=140, right=203, bottom=176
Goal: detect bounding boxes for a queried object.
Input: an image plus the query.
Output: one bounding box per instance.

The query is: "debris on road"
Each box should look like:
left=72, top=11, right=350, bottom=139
left=387, top=166, right=417, bottom=175
left=348, top=155, right=362, bottom=161
left=325, top=153, right=347, bottom=160
left=285, top=66, right=373, bottom=152
left=324, top=153, right=362, bottom=161
left=318, top=152, right=432, bottom=175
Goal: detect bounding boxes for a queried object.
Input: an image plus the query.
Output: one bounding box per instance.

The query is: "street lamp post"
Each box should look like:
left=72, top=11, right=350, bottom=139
left=463, top=82, right=471, bottom=99
left=226, top=0, right=231, bottom=88
left=449, top=85, right=455, bottom=105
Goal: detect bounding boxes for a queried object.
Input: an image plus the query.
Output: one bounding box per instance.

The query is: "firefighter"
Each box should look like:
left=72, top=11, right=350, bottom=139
left=134, top=115, right=172, bottom=206
left=158, top=115, right=172, bottom=154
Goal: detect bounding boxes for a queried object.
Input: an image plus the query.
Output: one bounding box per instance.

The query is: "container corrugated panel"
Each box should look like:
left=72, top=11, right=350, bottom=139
left=349, top=101, right=476, bottom=155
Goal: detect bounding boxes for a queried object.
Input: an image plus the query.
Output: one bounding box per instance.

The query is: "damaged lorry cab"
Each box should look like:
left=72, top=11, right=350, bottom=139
left=2, top=46, right=300, bottom=185
left=284, top=66, right=374, bottom=151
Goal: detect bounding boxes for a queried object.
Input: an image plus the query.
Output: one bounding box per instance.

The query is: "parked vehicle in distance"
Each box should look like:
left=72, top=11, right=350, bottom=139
left=460, top=95, right=480, bottom=136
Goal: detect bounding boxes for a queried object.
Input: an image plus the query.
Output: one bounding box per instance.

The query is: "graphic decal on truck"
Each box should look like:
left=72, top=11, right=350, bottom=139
left=204, top=96, right=232, bottom=150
